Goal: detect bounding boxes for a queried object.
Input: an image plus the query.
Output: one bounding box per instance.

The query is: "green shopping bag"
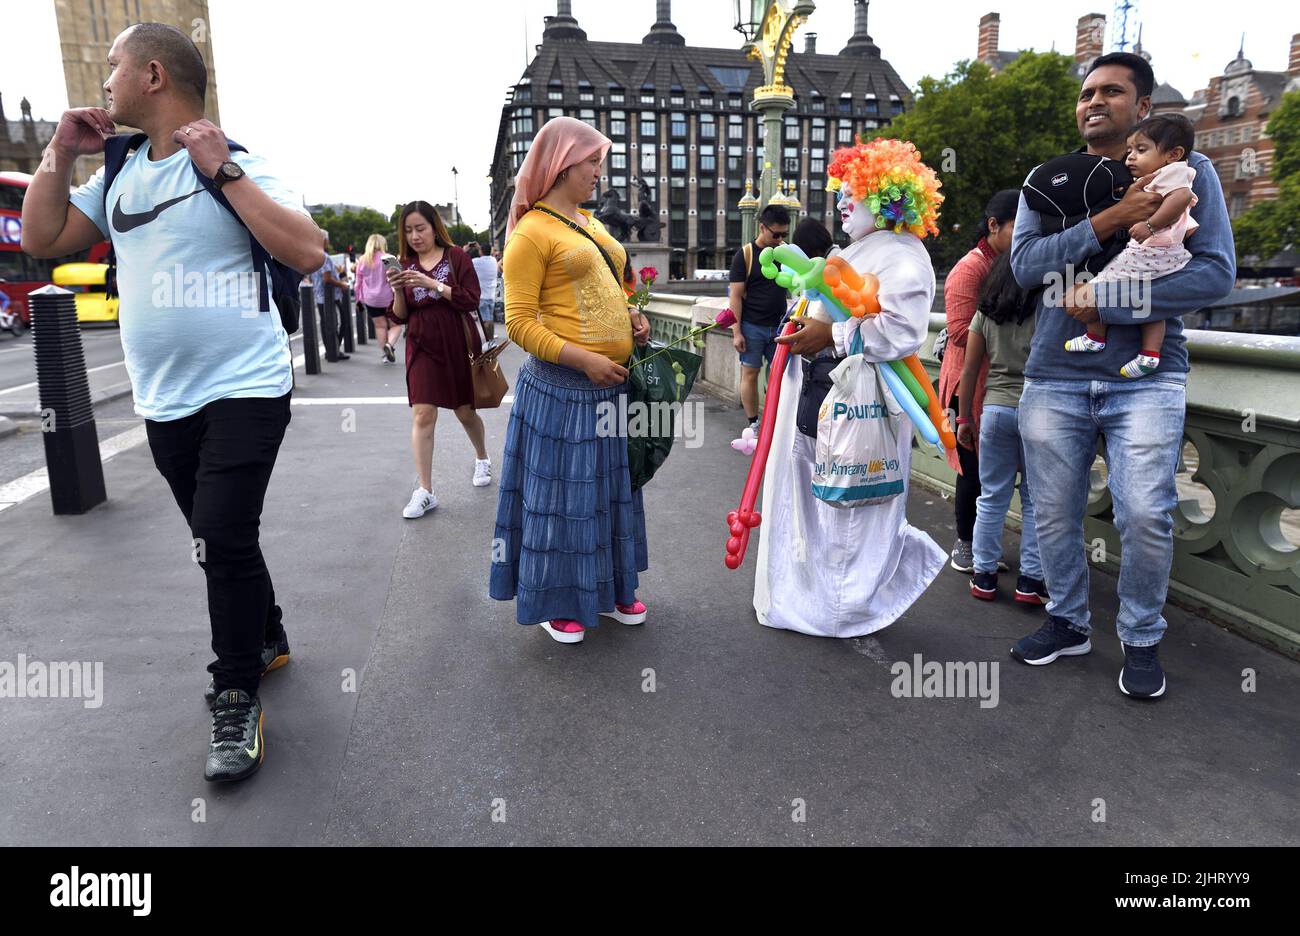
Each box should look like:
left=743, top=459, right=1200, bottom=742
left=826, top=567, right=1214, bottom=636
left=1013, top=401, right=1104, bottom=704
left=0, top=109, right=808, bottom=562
left=626, top=341, right=703, bottom=491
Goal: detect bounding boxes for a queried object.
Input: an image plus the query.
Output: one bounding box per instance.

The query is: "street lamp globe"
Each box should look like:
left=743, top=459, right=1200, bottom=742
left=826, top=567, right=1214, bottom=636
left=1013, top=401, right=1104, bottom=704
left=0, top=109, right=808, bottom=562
left=734, top=0, right=768, bottom=42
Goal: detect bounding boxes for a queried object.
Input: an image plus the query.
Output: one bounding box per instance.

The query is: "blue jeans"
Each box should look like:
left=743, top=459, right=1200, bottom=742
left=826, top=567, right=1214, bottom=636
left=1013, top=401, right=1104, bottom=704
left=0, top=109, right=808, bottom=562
left=477, top=297, right=495, bottom=323
left=738, top=320, right=781, bottom=370
left=1018, top=374, right=1187, bottom=645
left=973, top=404, right=1041, bottom=579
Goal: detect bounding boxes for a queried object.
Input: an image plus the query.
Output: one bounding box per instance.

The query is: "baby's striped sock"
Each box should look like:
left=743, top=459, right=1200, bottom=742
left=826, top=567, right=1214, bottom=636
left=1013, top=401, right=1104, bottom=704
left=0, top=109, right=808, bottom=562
left=1119, top=349, right=1161, bottom=379
left=1065, top=331, right=1106, bottom=353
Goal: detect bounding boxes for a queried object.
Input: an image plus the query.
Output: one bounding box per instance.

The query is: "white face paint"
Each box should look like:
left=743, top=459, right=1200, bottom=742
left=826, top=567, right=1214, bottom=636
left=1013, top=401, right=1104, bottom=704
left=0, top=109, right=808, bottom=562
left=837, top=184, right=874, bottom=242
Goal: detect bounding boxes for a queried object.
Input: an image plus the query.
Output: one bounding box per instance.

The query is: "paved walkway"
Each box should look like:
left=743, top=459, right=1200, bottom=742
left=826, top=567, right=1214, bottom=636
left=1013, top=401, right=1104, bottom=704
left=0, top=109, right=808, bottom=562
left=0, top=344, right=1296, bottom=845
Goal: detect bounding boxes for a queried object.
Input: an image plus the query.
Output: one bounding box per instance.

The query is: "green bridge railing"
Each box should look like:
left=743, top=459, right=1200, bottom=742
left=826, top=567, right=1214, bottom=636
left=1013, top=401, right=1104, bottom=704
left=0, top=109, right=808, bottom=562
left=645, top=296, right=1300, bottom=658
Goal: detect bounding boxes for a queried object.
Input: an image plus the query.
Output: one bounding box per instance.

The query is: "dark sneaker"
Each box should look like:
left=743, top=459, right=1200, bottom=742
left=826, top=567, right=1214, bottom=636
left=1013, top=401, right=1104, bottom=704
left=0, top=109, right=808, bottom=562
left=949, top=539, right=974, bottom=573
left=970, top=571, right=998, bottom=600
left=1119, top=643, right=1166, bottom=699
left=204, top=633, right=290, bottom=703
left=204, top=689, right=264, bottom=783
left=1010, top=615, right=1092, bottom=665
left=1014, top=575, right=1050, bottom=605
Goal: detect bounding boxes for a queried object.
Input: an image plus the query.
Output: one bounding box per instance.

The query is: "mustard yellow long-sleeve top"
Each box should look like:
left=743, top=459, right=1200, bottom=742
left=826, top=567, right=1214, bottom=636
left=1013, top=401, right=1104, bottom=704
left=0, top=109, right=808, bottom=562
left=503, top=202, right=634, bottom=365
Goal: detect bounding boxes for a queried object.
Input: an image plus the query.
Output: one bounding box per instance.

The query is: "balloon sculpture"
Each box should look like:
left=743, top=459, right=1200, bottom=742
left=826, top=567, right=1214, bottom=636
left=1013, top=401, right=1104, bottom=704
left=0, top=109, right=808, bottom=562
left=723, top=245, right=955, bottom=570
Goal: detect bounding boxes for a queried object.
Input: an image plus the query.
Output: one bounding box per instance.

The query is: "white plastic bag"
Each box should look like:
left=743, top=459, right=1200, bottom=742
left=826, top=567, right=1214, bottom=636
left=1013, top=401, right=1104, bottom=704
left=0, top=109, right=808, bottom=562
left=811, top=354, right=905, bottom=508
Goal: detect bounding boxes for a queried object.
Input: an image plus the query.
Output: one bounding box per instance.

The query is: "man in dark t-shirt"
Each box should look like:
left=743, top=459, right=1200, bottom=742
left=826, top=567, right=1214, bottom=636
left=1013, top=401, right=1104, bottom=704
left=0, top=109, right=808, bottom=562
left=728, top=204, right=791, bottom=429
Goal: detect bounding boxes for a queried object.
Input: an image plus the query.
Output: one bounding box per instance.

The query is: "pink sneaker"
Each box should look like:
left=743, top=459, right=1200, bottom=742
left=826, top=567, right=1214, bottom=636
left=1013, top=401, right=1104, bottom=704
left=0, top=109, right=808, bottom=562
left=602, top=601, right=647, bottom=626
left=539, top=619, right=585, bottom=644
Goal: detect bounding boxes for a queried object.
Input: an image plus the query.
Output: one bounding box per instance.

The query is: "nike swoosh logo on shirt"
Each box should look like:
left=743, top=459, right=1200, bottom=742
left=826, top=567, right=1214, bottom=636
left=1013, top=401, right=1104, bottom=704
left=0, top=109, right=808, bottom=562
left=111, top=188, right=205, bottom=233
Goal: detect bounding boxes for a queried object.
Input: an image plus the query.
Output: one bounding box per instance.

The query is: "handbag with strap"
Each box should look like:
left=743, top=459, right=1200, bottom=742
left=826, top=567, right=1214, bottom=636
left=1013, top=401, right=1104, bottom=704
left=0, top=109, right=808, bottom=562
left=447, top=250, right=510, bottom=409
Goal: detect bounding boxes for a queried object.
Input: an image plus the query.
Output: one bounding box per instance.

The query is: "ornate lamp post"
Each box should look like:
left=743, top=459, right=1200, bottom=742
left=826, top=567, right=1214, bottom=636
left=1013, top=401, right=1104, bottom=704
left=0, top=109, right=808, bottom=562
left=734, top=0, right=815, bottom=242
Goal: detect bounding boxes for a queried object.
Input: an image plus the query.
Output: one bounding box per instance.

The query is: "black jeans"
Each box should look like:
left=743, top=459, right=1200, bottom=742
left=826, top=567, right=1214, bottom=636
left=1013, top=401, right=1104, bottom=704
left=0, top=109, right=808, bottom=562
left=951, top=393, right=981, bottom=542
left=145, top=393, right=292, bottom=695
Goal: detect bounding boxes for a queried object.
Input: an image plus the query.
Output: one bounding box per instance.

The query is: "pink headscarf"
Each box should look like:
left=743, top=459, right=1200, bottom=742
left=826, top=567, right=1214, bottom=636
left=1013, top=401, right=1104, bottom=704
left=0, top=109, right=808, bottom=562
left=506, top=116, right=611, bottom=239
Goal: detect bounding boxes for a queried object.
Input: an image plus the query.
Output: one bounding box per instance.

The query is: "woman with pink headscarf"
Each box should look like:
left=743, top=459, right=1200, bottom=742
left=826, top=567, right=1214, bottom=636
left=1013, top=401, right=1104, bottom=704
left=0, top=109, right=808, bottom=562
left=488, top=116, right=652, bottom=645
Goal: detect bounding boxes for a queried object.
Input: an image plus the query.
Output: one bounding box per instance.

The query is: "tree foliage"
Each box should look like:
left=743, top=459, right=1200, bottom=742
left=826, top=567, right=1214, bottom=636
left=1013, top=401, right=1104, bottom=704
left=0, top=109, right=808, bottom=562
left=1232, top=90, right=1300, bottom=265
left=310, top=205, right=395, bottom=256
left=870, top=52, right=1084, bottom=273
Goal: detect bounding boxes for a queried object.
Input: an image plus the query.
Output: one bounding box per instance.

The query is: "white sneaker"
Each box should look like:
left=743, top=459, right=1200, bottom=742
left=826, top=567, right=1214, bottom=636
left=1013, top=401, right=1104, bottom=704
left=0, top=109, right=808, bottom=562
left=402, top=487, right=437, bottom=518
left=472, top=458, right=492, bottom=487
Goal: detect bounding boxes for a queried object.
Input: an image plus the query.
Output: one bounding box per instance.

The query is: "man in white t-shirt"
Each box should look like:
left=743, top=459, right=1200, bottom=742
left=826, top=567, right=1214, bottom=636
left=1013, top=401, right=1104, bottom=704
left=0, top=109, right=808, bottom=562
left=21, top=22, right=324, bottom=783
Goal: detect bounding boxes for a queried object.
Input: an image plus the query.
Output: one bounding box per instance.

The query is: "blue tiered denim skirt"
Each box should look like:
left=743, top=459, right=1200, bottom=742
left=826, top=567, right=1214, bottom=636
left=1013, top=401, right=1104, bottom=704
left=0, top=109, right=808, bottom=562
left=489, top=356, right=648, bottom=628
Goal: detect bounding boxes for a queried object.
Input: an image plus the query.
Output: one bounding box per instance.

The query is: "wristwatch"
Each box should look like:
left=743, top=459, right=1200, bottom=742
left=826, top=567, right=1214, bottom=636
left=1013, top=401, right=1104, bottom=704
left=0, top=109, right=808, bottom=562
left=212, top=160, right=245, bottom=190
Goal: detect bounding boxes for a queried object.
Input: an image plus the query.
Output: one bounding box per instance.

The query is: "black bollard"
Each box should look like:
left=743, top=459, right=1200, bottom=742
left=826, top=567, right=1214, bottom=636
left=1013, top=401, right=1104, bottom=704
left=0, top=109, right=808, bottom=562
left=347, top=289, right=365, bottom=346
left=300, top=283, right=320, bottom=374
left=367, top=314, right=376, bottom=340
left=340, top=287, right=356, bottom=353
left=29, top=286, right=107, bottom=515
left=321, top=283, right=339, bottom=362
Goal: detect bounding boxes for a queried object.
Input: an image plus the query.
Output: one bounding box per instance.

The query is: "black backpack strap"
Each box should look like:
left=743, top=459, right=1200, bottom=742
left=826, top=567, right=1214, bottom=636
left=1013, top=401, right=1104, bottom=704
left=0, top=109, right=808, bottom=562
left=189, top=139, right=273, bottom=313
left=101, top=132, right=149, bottom=218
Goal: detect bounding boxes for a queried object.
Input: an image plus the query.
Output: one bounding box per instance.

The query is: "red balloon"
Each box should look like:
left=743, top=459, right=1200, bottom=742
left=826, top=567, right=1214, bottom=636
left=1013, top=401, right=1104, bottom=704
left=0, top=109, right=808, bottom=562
left=730, top=521, right=745, bottom=537
left=747, top=512, right=762, bottom=528
left=727, top=510, right=739, bottom=525
left=727, top=536, right=741, bottom=553
left=724, top=553, right=741, bottom=569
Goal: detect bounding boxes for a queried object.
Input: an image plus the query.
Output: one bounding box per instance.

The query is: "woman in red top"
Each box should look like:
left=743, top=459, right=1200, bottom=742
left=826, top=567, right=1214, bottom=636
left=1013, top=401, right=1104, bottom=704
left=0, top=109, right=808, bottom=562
left=937, top=190, right=1018, bottom=573
left=386, top=201, right=488, bottom=519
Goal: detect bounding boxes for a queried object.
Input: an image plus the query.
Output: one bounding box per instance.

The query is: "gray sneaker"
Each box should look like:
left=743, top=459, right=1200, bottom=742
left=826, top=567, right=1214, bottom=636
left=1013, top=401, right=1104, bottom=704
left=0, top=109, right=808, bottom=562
left=204, top=689, right=264, bottom=783
left=950, top=539, right=974, bottom=572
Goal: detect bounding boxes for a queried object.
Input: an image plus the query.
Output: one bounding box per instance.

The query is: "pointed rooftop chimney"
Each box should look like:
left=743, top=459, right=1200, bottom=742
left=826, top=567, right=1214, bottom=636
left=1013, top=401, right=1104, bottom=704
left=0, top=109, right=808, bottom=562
left=543, top=0, right=587, bottom=41
left=840, top=0, right=880, bottom=57
left=644, top=0, right=685, bottom=45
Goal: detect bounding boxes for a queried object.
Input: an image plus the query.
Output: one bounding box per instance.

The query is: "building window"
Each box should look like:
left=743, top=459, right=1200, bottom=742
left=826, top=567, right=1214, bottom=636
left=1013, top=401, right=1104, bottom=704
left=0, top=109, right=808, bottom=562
left=808, top=188, right=826, bottom=216
left=727, top=145, right=744, bottom=174
left=641, top=85, right=656, bottom=105
left=579, top=108, right=596, bottom=128
left=811, top=94, right=825, bottom=113
left=671, top=86, right=685, bottom=106
left=890, top=95, right=903, bottom=115
left=515, top=81, right=531, bottom=102
left=839, top=93, right=852, bottom=114
left=810, top=148, right=825, bottom=175
left=784, top=116, right=800, bottom=141
left=671, top=113, right=687, bottom=138
left=838, top=124, right=854, bottom=144
left=610, top=142, right=627, bottom=171
left=729, top=93, right=743, bottom=109
left=700, top=113, right=716, bottom=140
left=699, top=145, right=716, bottom=172
left=811, top=118, right=826, bottom=143
left=610, top=85, right=625, bottom=103
left=671, top=143, right=687, bottom=172
left=1229, top=192, right=1246, bottom=218
left=579, top=81, right=593, bottom=103
left=641, top=150, right=657, bottom=174
left=611, top=175, right=628, bottom=201
left=610, top=110, right=627, bottom=136
left=641, top=114, right=657, bottom=138
left=783, top=146, right=799, bottom=176
left=728, top=115, right=744, bottom=140
left=548, top=82, right=563, bottom=102
left=546, top=108, right=562, bottom=123
left=700, top=91, right=714, bottom=108
left=864, top=95, right=878, bottom=115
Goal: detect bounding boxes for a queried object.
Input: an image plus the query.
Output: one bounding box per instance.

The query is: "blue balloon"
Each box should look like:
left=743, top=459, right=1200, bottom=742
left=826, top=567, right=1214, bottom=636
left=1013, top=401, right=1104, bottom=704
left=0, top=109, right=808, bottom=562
left=878, top=360, right=941, bottom=446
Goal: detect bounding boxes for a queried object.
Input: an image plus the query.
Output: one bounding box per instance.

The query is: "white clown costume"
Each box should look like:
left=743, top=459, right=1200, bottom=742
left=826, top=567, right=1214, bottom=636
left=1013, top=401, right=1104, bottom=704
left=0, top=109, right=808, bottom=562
left=753, top=140, right=947, bottom=638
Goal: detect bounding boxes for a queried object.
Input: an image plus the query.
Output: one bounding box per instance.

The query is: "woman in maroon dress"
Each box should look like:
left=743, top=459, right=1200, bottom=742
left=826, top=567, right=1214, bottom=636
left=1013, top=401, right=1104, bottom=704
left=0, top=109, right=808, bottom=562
left=386, top=201, right=489, bottom=519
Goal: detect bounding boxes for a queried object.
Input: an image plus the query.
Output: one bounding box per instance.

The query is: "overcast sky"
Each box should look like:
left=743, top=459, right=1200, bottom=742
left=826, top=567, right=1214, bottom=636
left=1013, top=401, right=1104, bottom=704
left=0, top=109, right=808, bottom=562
left=5, top=1, right=1293, bottom=229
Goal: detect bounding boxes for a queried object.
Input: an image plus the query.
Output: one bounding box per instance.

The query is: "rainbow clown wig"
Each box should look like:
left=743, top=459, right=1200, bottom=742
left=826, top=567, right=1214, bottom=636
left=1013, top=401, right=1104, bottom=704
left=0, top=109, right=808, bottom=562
left=826, top=138, right=943, bottom=239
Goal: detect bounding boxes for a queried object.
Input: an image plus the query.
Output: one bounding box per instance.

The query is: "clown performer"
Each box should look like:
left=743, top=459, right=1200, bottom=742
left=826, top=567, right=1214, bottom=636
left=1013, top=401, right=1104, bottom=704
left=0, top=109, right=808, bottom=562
left=754, top=139, right=947, bottom=637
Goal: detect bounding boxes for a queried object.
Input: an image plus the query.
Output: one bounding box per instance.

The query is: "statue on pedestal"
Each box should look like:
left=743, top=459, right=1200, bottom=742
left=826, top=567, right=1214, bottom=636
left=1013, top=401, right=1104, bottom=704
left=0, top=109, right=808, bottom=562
left=593, top=179, right=663, bottom=243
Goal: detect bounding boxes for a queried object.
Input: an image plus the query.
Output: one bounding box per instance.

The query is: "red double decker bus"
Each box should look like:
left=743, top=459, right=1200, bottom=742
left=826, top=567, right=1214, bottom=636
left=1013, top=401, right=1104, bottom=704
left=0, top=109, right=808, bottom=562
left=0, top=171, right=110, bottom=327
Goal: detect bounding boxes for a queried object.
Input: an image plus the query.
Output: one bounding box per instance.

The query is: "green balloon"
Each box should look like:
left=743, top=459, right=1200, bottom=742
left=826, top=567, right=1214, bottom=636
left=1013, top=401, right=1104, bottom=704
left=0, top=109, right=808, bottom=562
left=775, top=271, right=793, bottom=289
left=759, top=246, right=775, bottom=264
left=761, top=262, right=779, bottom=280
